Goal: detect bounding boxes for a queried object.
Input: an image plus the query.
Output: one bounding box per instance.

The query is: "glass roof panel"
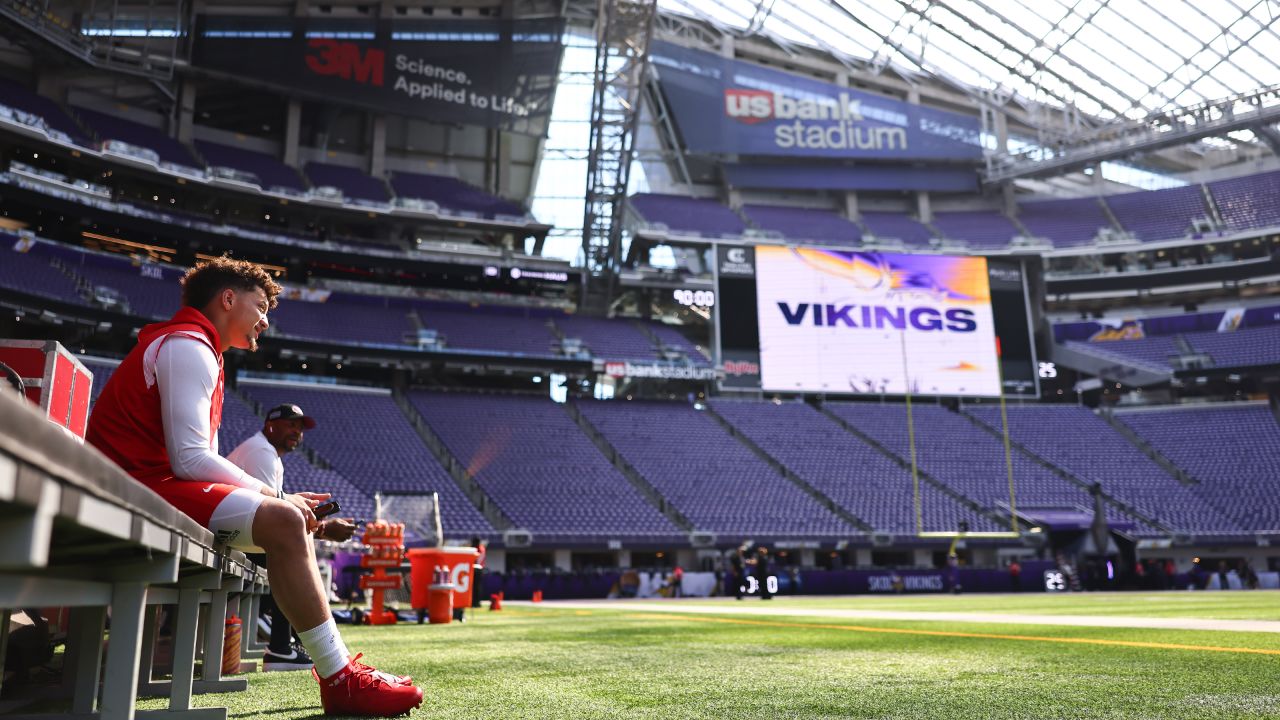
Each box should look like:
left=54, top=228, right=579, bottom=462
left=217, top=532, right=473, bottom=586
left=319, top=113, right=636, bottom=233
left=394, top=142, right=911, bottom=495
left=656, top=0, right=1280, bottom=124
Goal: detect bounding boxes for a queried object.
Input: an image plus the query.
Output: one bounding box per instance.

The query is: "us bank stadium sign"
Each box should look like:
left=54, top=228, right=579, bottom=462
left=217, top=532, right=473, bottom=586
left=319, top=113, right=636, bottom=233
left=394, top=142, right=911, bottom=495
left=600, top=361, right=720, bottom=381
left=652, top=41, right=982, bottom=161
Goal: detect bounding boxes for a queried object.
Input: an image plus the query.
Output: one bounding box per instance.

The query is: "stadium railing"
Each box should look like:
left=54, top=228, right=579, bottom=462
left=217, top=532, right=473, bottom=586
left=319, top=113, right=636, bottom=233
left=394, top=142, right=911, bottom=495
left=0, top=387, right=267, bottom=720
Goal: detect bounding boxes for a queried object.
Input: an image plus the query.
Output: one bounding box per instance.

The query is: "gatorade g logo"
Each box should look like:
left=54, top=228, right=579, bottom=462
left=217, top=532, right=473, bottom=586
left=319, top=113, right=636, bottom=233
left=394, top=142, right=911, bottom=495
left=450, top=562, right=471, bottom=593
left=305, top=39, right=385, bottom=86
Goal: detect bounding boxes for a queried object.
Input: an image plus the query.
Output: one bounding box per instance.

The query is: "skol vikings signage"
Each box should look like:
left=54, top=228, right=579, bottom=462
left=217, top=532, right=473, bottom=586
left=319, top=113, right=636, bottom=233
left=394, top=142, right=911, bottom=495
left=651, top=41, right=982, bottom=161
left=756, top=247, right=1001, bottom=397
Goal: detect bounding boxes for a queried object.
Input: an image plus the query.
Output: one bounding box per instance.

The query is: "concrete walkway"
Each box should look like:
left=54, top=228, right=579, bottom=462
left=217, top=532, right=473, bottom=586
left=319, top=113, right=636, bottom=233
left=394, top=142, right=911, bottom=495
left=531, top=599, right=1280, bottom=634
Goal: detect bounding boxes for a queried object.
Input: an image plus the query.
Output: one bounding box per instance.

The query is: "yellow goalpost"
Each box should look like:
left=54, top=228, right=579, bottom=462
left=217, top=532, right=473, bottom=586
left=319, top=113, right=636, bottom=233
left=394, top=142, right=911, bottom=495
left=902, top=333, right=1022, bottom=539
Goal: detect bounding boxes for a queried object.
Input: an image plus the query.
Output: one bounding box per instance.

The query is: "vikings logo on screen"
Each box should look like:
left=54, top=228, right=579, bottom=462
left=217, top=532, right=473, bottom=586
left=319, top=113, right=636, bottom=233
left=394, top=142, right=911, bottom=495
left=755, top=247, right=1002, bottom=397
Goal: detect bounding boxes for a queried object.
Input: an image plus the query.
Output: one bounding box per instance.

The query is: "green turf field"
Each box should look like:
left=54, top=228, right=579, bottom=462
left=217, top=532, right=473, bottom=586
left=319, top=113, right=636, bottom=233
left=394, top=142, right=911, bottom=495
left=137, top=592, right=1280, bottom=719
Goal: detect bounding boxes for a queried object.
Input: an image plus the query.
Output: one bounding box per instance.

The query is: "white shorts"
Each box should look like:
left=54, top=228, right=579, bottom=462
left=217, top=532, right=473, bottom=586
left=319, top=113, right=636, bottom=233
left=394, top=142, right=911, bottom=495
left=208, top=487, right=268, bottom=551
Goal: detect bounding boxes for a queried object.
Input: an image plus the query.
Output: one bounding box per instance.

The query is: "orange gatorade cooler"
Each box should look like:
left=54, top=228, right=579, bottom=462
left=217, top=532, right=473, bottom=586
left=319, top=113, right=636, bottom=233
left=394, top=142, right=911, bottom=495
left=407, top=547, right=480, bottom=611
left=427, top=580, right=454, bottom=624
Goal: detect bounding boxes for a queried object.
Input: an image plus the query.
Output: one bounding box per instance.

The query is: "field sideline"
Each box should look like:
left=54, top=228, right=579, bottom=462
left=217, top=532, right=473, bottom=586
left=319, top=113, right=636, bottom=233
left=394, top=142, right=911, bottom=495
left=139, top=592, right=1280, bottom=719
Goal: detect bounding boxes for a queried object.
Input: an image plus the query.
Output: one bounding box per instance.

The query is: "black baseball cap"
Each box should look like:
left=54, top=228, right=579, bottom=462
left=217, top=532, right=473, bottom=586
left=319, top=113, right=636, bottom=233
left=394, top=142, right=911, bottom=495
left=265, top=403, right=317, bottom=429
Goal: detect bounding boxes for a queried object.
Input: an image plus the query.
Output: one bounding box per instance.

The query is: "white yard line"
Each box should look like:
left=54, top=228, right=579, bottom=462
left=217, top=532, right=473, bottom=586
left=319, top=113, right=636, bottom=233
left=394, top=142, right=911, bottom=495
left=525, top=599, right=1280, bottom=634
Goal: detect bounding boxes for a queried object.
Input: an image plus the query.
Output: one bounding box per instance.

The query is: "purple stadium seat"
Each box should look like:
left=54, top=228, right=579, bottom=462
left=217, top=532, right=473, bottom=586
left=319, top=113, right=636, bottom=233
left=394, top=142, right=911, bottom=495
left=0, top=77, right=90, bottom=144
left=1183, top=326, right=1280, bottom=368
left=195, top=139, right=308, bottom=192
left=73, top=106, right=201, bottom=167
left=1016, top=197, right=1111, bottom=247
left=645, top=322, right=712, bottom=367
left=965, top=405, right=1242, bottom=535
left=1120, top=405, right=1280, bottom=533
left=579, top=400, right=856, bottom=538
left=629, top=194, right=745, bottom=237
left=267, top=294, right=415, bottom=348
left=1208, top=170, right=1280, bottom=231
left=241, top=384, right=493, bottom=539
left=411, top=392, right=680, bottom=540
left=930, top=210, right=1020, bottom=248
left=859, top=212, right=934, bottom=245
left=390, top=171, right=525, bottom=218
left=825, top=402, right=1156, bottom=534
left=554, top=315, right=662, bottom=362
left=1104, top=184, right=1207, bottom=242
left=1062, top=336, right=1184, bottom=371
left=305, top=161, right=391, bottom=203
left=0, top=236, right=86, bottom=305
left=741, top=204, right=862, bottom=246
left=713, top=399, right=999, bottom=533
left=414, top=302, right=559, bottom=357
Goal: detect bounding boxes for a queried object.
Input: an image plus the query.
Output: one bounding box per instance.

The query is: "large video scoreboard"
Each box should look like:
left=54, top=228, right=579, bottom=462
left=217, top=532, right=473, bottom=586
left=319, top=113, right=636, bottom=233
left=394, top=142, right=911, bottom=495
left=715, top=246, right=1040, bottom=398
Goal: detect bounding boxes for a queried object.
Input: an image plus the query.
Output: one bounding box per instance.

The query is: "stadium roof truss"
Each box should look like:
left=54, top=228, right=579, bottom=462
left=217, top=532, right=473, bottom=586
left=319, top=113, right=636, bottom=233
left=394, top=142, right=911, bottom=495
left=652, top=0, right=1280, bottom=177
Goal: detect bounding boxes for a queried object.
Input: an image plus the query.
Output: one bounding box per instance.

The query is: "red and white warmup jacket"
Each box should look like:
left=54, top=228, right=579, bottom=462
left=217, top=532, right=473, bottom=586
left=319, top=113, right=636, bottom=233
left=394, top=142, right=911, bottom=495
left=87, top=307, right=269, bottom=526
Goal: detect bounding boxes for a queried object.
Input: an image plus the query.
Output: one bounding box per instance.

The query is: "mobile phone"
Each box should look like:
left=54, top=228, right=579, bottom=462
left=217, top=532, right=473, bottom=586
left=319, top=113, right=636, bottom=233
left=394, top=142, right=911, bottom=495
left=314, top=500, right=341, bottom=519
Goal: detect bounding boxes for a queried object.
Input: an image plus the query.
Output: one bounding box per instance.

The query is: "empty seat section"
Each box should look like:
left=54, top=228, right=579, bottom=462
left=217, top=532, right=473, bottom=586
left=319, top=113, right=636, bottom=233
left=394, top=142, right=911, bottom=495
left=1061, top=336, right=1184, bottom=371
left=1207, top=170, right=1280, bottom=231
left=0, top=77, right=90, bottom=143
left=304, top=161, right=391, bottom=203
left=390, top=171, right=526, bottom=218
left=825, top=403, right=1145, bottom=529
left=554, top=315, right=659, bottom=362
left=59, top=250, right=181, bottom=320
left=578, top=400, right=855, bottom=538
left=1120, top=406, right=1280, bottom=532
left=1183, top=326, right=1280, bottom=368
left=965, top=405, right=1240, bottom=535
left=1016, top=197, right=1111, bottom=247
left=1104, top=184, right=1206, bottom=242
left=195, top=139, right=308, bottom=192
left=241, top=385, right=493, bottom=538
left=645, top=322, right=712, bottom=367
left=741, top=204, right=862, bottom=246
left=74, top=106, right=201, bottom=167
left=411, top=392, right=679, bottom=540
left=858, top=211, right=934, bottom=245
left=629, top=194, right=745, bottom=236
left=415, top=302, right=558, bottom=356
left=930, top=210, right=1020, bottom=248
left=0, top=236, right=85, bottom=304
left=713, top=399, right=997, bottom=533
left=268, top=294, right=414, bottom=347
left=218, top=393, right=378, bottom=523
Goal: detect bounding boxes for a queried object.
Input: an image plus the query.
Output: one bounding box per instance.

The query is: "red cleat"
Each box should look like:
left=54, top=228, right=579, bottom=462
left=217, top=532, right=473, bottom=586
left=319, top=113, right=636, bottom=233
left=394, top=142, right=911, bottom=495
left=315, top=654, right=423, bottom=717
left=351, top=655, right=412, bottom=685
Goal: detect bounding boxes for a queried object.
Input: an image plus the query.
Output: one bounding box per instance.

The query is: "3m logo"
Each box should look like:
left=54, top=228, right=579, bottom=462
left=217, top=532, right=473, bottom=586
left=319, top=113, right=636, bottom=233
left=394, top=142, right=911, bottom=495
left=305, top=39, right=385, bottom=87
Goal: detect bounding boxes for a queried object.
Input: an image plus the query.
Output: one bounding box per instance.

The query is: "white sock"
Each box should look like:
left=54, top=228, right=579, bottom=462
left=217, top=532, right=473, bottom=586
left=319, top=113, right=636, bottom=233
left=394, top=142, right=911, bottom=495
left=297, top=618, right=350, bottom=679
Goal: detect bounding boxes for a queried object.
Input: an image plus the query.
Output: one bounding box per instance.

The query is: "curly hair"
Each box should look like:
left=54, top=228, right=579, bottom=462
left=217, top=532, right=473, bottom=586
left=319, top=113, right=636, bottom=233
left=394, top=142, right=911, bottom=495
left=180, top=257, right=281, bottom=310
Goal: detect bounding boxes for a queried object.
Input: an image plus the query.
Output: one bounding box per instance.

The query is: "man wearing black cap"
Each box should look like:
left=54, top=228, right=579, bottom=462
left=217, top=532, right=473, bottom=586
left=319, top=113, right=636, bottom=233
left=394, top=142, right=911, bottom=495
left=229, top=404, right=356, bottom=671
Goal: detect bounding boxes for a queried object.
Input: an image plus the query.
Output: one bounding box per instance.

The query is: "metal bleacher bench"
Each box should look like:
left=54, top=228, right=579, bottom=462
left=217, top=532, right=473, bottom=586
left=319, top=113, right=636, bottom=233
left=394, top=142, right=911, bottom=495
left=0, top=388, right=269, bottom=720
